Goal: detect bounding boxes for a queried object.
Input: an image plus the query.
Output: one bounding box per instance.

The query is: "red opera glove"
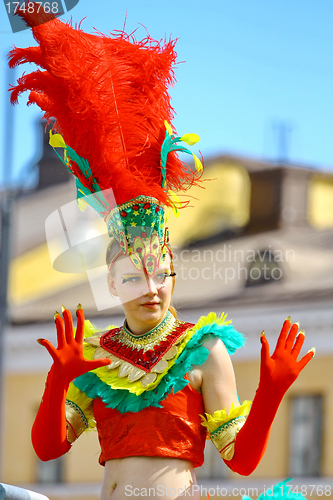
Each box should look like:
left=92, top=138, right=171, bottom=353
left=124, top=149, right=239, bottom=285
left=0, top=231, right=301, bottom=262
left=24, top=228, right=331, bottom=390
left=224, top=317, right=315, bottom=476
left=31, top=305, right=110, bottom=461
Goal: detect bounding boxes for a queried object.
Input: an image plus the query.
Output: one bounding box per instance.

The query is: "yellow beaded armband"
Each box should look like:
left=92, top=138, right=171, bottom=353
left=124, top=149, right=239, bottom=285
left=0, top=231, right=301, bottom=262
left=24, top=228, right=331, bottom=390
left=65, top=382, right=96, bottom=444
left=200, top=400, right=251, bottom=460
left=65, top=400, right=89, bottom=444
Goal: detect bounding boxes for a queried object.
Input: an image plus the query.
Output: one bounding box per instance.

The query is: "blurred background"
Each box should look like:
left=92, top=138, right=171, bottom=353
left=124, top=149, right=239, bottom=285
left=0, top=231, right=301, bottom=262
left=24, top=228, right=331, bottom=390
left=0, top=1, right=333, bottom=499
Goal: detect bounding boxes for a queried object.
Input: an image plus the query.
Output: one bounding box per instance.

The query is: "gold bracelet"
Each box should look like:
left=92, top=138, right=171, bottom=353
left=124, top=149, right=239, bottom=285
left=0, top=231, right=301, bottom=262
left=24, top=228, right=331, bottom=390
left=210, top=416, right=247, bottom=460
left=65, top=400, right=89, bottom=444
left=200, top=400, right=251, bottom=460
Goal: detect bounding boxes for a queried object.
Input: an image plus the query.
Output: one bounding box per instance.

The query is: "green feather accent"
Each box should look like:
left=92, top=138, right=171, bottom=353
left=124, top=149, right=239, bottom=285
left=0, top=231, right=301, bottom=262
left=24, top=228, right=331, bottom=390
left=160, top=122, right=202, bottom=188
left=73, top=316, right=246, bottom=414
left=49, top=132, right=108, bottom=216
left=66, top=145, right=91, bottom=178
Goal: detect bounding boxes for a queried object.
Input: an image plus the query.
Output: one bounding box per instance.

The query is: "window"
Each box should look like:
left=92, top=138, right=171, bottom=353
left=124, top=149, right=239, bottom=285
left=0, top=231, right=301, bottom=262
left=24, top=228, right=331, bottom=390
left=37, top=456, right=64, bottom=484
left=246, top=249, right=282, bottom=287
left=289, top=395, right=323, bottom=477
left=196, top=440, right=228, bottom=479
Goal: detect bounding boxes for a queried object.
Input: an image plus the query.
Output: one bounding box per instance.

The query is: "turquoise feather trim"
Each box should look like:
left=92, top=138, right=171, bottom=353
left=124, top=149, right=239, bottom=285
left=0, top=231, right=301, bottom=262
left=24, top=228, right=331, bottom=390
left=242, top=479, right=306, bottom=500
left=74, top=321, right=245, bottom=414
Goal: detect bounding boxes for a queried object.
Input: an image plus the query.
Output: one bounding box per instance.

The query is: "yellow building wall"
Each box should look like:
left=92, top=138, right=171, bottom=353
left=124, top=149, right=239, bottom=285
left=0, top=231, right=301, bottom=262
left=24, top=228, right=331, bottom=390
left=233, top=355, right=333, bottom=478
left=3, top=372, right=104, bottom=485
left=308, top=175, right=333, bottom=229
left=3, top=373, right=42, bottom=484
left=167, top=162, right=251, bottom=248
left=65, top=429, right=103, bottom=483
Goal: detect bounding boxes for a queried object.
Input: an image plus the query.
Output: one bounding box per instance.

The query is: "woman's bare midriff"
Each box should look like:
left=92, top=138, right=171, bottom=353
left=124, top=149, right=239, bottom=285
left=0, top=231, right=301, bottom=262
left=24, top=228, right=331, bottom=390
left=101, top=456, right=199, bottom=500
left=100, top=371, right=203, bottom=500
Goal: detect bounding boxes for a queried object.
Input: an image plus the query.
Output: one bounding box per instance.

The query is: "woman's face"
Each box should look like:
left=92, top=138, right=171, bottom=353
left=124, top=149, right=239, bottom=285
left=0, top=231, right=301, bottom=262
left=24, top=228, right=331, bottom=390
left=107, top=253, right=174, bottom=335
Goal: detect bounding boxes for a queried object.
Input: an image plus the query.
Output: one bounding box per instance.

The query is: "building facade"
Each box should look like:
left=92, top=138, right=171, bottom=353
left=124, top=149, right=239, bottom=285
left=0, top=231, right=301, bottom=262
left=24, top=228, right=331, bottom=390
left=2, top=152, right=333, bottom=499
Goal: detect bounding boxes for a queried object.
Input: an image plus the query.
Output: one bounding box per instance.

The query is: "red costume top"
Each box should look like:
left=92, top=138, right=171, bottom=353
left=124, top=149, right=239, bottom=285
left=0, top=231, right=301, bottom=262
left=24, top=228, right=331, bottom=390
left=65, top=312, right=246, bottom=467
left=94, top=382, right=206, bottom=467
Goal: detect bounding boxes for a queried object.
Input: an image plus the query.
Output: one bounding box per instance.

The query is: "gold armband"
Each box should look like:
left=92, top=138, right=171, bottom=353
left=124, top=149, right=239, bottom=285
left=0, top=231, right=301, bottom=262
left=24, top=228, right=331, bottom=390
left=210, top=415, right=247, bottom=460
left=200, top=400, right=251, bottom=460
left=65, top=400, right=89, bottom=444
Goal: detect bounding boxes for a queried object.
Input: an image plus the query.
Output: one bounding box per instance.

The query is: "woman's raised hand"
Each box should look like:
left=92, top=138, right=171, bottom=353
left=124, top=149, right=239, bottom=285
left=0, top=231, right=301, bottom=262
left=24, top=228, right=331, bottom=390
left=259, top=317, right=315, bottom=396
left=37, top=305, right=111, bottom=384
left=226, top=318, right=315, bottom=475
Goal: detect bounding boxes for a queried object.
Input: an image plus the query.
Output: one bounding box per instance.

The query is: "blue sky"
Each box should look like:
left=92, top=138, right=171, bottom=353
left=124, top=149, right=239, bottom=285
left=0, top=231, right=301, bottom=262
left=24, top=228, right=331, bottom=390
left=1, top=0, right=333, bottom=188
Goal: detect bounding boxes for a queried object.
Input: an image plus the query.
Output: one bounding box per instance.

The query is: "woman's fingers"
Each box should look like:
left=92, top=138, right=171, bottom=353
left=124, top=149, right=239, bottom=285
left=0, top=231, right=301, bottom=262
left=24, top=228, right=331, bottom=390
left=87, top=358, right=111, bottom=371
left=75, top=304, right=85, bottom=344
left=54, top=312, right=65, bottom=350
left=37, top=338, right=58, bottom=361
left=260, top=332, right=271, bottom=364
left=285, top=322, right=299, bottom=352
left=275, top=317, right=291, bottom=351
left=62, top=306, right=74, bottom=344
left=291, top=331, right=305, bottom=359
left=297, top=348, right=315, bottom=371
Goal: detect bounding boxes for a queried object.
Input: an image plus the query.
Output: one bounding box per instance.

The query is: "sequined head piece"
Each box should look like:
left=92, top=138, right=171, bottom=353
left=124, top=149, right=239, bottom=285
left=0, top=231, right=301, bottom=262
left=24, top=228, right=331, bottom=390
left=106, top=196, right=170, bottom=274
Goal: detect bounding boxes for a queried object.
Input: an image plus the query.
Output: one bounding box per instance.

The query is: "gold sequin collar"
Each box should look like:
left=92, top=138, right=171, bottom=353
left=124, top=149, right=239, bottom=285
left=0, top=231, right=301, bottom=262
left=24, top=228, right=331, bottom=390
left=117, top=310, right=177, bottom=352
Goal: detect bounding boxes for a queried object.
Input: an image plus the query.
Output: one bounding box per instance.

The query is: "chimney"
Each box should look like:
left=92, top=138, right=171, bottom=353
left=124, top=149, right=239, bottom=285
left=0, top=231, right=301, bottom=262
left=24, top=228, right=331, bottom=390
left=246, top=165, right=311, bottom=234
left=36, top=120, right=71, bottom=190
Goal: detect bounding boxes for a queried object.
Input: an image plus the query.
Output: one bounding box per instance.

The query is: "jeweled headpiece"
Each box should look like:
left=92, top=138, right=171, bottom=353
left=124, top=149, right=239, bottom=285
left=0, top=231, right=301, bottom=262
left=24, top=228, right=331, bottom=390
left=9, top=6, right=203, bottom=274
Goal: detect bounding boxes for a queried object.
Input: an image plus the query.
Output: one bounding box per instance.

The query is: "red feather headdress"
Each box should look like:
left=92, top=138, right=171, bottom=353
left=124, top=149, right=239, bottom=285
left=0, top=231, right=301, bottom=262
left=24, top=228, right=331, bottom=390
left=9, top=6, right=203, bottom=273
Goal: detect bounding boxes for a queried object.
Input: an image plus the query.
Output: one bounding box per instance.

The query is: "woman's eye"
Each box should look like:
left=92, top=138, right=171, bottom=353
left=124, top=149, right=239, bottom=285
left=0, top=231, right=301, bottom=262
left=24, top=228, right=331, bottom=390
left=154, top=272, right=171, bottom=284
left=157, top=273, right=168, bottom=280
left=122, top=276, right=142, bottom=284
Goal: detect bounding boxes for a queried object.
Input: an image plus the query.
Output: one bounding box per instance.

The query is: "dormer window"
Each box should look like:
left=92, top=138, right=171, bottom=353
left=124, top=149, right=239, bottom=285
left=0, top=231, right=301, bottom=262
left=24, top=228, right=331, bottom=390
left=246, top=249, right=282, bottom=287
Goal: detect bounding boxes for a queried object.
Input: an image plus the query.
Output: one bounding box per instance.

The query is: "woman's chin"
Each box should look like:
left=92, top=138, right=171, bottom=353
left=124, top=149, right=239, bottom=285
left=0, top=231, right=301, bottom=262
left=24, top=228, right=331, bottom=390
left=141, top=307, right=163, bottom=321
left=137, top=306, right=167, bottom=326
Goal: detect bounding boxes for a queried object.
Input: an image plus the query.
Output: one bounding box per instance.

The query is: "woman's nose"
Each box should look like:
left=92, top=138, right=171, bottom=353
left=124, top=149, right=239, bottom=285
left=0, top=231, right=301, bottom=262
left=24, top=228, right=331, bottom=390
left=142, top=276, right=158, bottom=295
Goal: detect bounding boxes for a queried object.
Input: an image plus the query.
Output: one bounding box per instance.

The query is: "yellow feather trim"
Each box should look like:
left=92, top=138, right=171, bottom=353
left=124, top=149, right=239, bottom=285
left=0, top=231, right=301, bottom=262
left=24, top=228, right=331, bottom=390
left=81, top=320, right=117, bottom=339
left=194, top=311, right=231, bottom=331
left=192, top=153, right=203, bottom=173
left=179, top=133, right=200, bottom=146
left=167, top=190, right=182, bottom=218
left=65, top=320, right=118, bottom=431
left=49, top=131, right=66, bottom=148
left=76, top=314, right=238, bottom=401
left=200, top=400, right=252, bottom=433
left=66, top=382, right=96, bottom=431
left=164, top=120, right=173, bottom=137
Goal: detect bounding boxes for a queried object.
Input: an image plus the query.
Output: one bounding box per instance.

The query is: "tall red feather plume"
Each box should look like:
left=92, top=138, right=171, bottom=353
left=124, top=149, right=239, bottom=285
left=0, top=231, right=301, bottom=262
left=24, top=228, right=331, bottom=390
left=8, top=5, right=201, bottom=210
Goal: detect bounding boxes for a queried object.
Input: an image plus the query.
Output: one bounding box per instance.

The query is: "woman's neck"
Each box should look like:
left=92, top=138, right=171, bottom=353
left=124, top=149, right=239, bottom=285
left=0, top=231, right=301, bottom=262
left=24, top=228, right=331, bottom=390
left=124, top=310, right=171, bottom=337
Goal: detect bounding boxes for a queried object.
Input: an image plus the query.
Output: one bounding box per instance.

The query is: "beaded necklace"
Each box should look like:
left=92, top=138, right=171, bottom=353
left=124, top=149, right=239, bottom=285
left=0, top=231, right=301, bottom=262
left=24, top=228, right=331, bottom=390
left=86, top=311, right=193, bottom=388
